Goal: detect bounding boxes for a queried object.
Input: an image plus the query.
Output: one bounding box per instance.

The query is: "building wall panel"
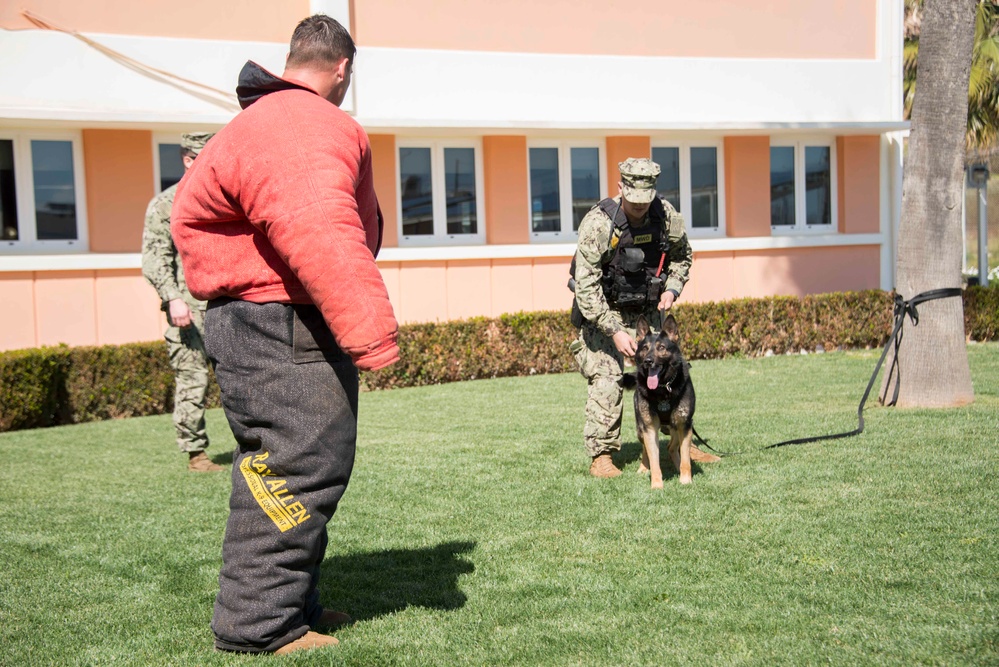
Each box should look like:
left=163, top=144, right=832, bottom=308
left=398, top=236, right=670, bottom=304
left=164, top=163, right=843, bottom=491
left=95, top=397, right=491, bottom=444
left=95, top=270, right=164, bottom=345
left=369, top=134, right=399, bottom=248
left=532, top=257, right=573, bottom=312
left=0, top=243, right=887, bottom=351
left=0, top=273, right=38, bottom=351
left=684, top=253, right=737, bottom=305
left=445, top=260, right=492, bottom=321
left=483, top=136, right=529, bottom=245
left=724, top=136, right=771, bottom=238
left=377, top=261, right=402, bottom=314
left=0, top=0, right=308, bottom=43
left=33, top=271, right=96, bottom=347
left=605, top=137, right=651, bottom=197
left=83, top=129, right=154, bottom=253
left=838, top=136, right=882, bottom=235
left=354, top=0, right=876, bottom=59
left=397, top=261, right=448, bottom=323
left=490, top=259, right=534, bottom=318
left=732, top=246, right=881, bottom=298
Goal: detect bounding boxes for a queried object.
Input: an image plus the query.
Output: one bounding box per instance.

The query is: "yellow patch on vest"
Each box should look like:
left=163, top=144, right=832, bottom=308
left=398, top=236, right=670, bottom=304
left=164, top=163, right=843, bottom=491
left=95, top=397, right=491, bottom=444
left=633, top=234, right=653, bottom=244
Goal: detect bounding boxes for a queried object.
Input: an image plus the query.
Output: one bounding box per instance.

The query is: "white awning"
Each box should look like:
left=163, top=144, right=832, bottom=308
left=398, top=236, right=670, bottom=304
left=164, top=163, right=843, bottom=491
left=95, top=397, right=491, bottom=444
left=1, top=27, right=903, bottom=135
left=0, top=28, right=293, bottom=127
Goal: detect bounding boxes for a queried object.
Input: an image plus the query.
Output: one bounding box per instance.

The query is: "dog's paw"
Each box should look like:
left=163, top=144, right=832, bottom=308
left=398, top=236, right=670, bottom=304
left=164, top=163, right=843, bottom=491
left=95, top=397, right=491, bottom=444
left=637, top=462, right=649, bottom=475
left=651, top=479, right=664, bottom=490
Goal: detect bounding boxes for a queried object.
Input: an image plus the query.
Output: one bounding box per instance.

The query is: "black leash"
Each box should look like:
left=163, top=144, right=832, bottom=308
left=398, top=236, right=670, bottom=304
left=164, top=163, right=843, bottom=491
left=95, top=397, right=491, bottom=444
left=692, top=287, right=963, bottom=457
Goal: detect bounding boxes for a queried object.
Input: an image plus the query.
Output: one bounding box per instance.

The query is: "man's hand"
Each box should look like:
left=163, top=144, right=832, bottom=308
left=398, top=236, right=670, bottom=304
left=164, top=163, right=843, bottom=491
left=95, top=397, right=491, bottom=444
left=612, top=330, right=637, bottom=358
left=168, top=298, right=193, bottom=328
left=658, top=290, right=676, bottom=312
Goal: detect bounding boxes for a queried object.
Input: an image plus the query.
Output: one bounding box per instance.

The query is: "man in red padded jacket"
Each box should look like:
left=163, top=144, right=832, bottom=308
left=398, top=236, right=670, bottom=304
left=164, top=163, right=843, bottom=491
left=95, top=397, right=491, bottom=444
left=172, top=15, right=398, bottom=656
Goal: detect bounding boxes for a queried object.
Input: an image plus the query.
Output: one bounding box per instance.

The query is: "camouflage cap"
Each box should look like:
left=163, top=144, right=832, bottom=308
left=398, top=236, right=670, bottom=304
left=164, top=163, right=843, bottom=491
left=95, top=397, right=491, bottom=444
left=619, top=157, right=660, bottom=204
left=180, top=132, right=215, bottom=156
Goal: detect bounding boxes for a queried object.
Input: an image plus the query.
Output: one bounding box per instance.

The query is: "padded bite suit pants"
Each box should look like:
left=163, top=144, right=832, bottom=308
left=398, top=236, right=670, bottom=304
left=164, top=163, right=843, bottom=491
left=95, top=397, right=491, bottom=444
left=204, top=298, right=358, bottom=653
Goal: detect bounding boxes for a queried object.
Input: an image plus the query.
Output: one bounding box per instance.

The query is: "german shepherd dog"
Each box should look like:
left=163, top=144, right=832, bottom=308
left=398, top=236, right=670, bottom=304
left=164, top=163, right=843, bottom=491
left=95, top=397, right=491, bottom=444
left=623, top=314, right=719, bottom=488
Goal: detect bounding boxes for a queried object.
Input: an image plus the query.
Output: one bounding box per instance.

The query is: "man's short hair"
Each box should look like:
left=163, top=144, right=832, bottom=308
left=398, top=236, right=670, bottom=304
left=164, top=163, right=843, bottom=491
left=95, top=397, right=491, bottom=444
left=287, top=14, right=356, bottom=68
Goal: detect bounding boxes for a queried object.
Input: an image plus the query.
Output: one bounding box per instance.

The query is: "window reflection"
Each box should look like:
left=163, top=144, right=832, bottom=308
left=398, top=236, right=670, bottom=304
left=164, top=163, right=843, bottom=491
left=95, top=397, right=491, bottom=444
left=651, top=147, right=680, bottom=212
left=400, top=147, right=433, bottom=236
left=159, top=143, right=184, bottom=191
left=805, top=146, right=831, bottom=226
left=690, top=147, right=718, bottom=229
left=570, top=147, right=599, bottom=231
left=770, top=146, right=795, bottom=227
left=31, top=140, right=78, bottom=241
left=1, top=140, right=18, bottom=241
left=530, top=148, right=560, bottom=233
left=444, top=147, right=477, bottom=235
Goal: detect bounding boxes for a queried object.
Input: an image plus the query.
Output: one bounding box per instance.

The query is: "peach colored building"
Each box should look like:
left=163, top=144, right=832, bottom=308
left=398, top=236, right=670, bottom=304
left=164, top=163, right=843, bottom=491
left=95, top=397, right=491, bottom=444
left=0, top=0, right=906, bottom=351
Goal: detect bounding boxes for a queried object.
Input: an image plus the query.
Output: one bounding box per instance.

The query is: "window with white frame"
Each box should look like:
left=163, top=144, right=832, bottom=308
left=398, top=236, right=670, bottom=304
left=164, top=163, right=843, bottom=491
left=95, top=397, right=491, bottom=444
left=651, top=142, right=724, bottom=235
left=528, top=142, right=604, bottom=240
left=770, top=140, right=836, bottom=231
left=155, top=139, right=185, bottom=193
left=1, top=131, right=87, bottom=252
left=397, top=140, right=484, bottom=245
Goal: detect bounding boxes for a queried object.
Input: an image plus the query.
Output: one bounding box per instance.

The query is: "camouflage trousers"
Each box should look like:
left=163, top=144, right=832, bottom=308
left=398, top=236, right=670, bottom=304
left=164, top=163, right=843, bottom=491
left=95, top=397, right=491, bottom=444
left=164, top=308, right=210, bottom=454
left=569, top=308, right=662, bottom=457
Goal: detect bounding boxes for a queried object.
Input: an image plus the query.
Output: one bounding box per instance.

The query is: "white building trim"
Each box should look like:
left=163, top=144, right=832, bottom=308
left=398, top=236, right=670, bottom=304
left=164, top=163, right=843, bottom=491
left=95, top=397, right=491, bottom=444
left=0, top=234, right=887, bottom=272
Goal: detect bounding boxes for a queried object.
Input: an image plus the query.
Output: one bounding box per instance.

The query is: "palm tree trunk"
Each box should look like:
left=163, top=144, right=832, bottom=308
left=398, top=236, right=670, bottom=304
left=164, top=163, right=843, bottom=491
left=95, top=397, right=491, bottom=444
left=881, top=0, right=976, bottom=408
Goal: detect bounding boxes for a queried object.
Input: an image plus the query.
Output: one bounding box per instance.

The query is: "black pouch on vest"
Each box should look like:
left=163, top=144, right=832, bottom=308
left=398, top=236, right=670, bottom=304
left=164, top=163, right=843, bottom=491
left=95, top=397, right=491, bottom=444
left=611, top=247, right=650, bottom=309
left=570, top=297, right=585, bottom=328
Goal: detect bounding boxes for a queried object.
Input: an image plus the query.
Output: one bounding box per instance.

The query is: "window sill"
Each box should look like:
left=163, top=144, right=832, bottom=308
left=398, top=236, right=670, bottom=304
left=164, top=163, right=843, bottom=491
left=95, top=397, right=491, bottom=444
left=0, top=253, right=141, bottom=272
left=377, top=244, right=578, bottom=262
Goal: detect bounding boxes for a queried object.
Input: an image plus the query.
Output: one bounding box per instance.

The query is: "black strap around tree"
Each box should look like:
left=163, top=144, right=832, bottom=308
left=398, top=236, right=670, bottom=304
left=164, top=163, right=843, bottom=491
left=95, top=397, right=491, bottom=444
left=694, top=287, right=964, bottom=457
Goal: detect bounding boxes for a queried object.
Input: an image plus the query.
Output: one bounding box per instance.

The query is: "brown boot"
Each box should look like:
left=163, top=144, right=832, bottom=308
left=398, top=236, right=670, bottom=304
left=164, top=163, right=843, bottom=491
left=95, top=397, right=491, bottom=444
left=188, top=451, right=224, bottom=472
left=273, top=631, right=339, bottom=655
left=589, top=453, right=622, bottom=478
left=315, top=609, right=353, bottom=630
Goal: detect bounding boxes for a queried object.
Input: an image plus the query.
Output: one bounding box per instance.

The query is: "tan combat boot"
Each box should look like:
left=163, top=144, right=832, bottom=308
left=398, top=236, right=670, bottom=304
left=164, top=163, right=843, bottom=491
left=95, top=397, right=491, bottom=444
left=273, top=631, right=339, bottom=655
left=188, top=451, right=224, bottom=472
left=589, top=453, right=622, bottom=478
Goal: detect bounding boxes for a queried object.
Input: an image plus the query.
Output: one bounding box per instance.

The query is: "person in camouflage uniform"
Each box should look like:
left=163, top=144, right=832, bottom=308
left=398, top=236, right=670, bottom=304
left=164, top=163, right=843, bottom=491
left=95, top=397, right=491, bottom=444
left=141, top=132, right=222, bottom=472
left=570, top=157, right=697, bottom=478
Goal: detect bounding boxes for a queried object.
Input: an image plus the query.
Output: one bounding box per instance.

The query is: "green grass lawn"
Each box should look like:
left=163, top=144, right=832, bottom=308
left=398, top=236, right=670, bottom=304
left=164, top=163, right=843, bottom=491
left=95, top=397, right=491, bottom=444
left=1, top=344, right=997, bottom=666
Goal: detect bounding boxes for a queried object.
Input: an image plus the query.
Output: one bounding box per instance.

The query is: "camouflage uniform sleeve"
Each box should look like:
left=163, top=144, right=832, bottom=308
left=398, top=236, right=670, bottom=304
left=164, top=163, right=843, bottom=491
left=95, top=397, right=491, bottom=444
left=663, top=203, right=693, bottom=298
left=141, top=186, right=184, bottom=307
left=574, top=207, right=624, bottom=337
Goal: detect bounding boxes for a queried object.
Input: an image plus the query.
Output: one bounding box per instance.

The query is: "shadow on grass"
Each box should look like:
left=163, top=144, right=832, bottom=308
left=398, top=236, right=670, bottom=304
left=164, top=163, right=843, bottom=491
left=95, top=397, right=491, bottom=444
left=615, top=440, right=643, bottom=467
left=614, top=439, right=706, bottom=480
left=209, top=450, right=235, bottom=465
left=319, top=540, right=475, bottom=621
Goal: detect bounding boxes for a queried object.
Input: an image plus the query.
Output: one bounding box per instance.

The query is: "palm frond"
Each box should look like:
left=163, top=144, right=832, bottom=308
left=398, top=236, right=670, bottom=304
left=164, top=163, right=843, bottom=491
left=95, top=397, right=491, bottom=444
left=906, top=0, right=999, bottom=152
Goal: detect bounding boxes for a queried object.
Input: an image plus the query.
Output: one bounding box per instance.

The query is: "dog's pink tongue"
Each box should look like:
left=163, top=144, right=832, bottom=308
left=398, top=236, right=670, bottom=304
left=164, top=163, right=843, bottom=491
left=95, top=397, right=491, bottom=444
left=646, top=375, right=659, bottom=390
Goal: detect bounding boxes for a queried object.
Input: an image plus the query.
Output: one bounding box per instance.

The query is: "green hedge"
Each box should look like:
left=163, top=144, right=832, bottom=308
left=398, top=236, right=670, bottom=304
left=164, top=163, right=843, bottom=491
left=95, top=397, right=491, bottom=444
left=2, top=287, right=997, bottom=432
left=0, top=342, right=222, bottom=432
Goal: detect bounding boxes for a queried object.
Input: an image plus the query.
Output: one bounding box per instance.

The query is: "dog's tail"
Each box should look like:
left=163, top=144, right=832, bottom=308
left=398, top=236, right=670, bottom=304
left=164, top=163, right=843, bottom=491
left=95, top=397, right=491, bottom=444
left=620, top=373, right=638, bottom=390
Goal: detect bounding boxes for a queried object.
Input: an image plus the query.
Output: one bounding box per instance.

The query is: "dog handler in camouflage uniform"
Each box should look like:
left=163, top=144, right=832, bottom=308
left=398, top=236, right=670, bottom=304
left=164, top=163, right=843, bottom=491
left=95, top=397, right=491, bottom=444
left=141, top=132, right=222, bottom=472
left=570, top=157, right=697, bottom=478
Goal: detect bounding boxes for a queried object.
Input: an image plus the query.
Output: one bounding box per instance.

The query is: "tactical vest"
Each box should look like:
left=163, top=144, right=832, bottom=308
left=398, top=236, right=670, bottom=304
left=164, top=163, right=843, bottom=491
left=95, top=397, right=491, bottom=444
left=569, top=197, right=669, bottom=323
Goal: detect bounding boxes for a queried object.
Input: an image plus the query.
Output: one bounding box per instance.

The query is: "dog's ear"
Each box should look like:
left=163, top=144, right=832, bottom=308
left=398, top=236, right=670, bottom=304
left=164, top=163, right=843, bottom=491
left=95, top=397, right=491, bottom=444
left=662, top=314, right=679, bottom=342
left=636, top=316, right=650, bottom=339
